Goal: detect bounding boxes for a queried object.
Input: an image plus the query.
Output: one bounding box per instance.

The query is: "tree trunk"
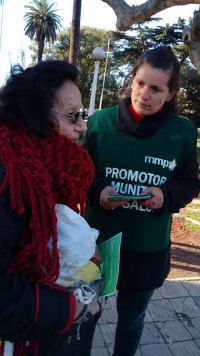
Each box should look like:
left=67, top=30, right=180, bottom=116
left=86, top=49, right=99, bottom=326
left=103, top=1, right=200, bottom=74
left=38, top=36, right=45, bottom=62
left=69, top=0, right=82, bottom=66
left=191, top=10, right=200, bottom=42
left=182, top=27, right=200, bottom=74
left=102, top=0, right=200, bottom=31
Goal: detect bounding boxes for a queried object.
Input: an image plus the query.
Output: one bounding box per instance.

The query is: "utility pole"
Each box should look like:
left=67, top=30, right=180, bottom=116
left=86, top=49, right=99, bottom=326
left=21, top=49, right=25, bottom=69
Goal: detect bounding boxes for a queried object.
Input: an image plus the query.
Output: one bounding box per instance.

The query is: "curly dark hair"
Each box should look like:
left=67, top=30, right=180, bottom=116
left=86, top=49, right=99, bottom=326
left=0, top=60, right=79, bottom=137
left=123, top=46, right=180, bottom=113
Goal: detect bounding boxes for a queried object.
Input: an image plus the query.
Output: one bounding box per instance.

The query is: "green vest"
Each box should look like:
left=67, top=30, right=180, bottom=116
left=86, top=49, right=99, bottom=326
left=85, top=105, right=196, bottom=253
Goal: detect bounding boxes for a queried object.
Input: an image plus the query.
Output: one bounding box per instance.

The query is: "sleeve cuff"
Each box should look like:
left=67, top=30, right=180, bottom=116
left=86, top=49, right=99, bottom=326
left=33, top=283, right=76, bottom=337
left=153, top=185, right=173, bottom=216
left=51, top=285, right=76, bottom=334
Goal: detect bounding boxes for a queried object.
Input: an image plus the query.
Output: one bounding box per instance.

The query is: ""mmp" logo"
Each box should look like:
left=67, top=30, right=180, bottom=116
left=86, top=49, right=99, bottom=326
left=144, top=156, right=177, bottom=170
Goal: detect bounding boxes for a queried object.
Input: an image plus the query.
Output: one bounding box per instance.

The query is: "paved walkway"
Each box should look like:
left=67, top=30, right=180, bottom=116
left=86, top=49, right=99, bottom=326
left=91, top=279, right=200, bottom=356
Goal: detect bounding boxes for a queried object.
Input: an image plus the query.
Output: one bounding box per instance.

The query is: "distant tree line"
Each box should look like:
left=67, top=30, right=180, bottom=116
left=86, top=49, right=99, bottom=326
left=28, top=17, right=200, bottom=126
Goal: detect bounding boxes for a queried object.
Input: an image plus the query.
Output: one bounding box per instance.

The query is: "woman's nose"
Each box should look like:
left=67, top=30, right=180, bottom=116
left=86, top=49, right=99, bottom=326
left=140, top=86, right=149, bottom=100
left=76, top=117, right=87, bottom=133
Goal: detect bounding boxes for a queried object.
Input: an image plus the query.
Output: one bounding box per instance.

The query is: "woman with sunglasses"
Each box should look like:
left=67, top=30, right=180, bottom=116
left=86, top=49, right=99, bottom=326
left=0, top=60, right=104, bottom=356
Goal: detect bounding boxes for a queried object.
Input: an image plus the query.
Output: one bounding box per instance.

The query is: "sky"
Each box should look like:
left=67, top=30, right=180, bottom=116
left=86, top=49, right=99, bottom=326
left=0, top=0, right=199, bottom=85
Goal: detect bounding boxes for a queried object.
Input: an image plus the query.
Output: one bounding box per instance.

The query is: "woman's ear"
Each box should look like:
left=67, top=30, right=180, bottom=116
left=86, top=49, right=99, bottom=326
left=166, top=90, right=176, bottom=102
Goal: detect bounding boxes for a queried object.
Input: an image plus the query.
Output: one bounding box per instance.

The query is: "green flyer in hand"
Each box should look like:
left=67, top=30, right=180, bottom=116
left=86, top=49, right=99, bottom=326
left=98, top=233, right=122, bottom=297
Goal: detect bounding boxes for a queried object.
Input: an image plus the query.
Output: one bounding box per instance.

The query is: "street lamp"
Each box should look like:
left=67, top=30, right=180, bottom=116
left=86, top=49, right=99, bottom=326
left=88, top=47, right=105, bottom=116
left=99, top=38, right=112, bottom=110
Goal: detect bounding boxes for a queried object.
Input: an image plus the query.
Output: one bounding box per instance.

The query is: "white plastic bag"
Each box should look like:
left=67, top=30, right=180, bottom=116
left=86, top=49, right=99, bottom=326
left=48, top=204, right=101, bottom=288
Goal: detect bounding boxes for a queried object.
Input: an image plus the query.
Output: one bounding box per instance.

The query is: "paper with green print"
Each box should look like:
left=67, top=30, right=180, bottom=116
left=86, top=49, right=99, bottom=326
left=98, top=233, right=122, bottom=297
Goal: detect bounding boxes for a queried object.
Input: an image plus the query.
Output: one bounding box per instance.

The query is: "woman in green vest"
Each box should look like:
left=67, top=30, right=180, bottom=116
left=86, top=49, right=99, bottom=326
left=82, top=46, right=200, bottom=356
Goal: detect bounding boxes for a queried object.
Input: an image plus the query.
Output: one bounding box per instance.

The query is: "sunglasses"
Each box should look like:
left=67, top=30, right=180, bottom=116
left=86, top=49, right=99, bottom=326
left=51, top=110, right=86, bottom=124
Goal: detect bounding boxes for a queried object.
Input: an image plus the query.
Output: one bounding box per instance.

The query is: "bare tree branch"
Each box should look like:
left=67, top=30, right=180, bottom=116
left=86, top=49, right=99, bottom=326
left=102, top=0, right=200, bottom=30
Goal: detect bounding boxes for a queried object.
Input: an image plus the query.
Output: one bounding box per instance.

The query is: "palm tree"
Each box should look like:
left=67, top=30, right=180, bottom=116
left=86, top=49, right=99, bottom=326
left=24, top=0, right=62, bottom=62
left=69, top=0, right=82, bottom=66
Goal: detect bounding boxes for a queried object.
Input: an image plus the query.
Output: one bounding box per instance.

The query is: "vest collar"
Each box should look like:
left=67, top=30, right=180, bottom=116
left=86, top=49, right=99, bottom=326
left=117, top=97, right=172, bottom=138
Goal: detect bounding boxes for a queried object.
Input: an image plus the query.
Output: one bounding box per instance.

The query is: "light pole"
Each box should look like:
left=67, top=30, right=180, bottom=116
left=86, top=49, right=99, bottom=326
left=88, top=47, right=105, bottom=117
left=99, top=38, right=112, bottom=110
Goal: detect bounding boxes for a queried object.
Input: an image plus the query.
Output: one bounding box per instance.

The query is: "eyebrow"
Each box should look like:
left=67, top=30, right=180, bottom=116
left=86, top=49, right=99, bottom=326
left=62, top=105, right=83, bottom=112
left=137, top=78, right=164, bottom=91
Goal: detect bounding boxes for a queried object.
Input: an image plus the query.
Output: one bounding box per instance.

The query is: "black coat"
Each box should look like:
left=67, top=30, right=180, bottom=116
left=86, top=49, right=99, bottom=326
left=0, top=160, right=77, bottom=355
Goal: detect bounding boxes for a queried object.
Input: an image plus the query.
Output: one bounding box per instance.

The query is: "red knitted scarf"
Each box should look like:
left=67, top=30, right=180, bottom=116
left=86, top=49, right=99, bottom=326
left=0, top=124, right=94, bottom=355
left=0, top=124, right=94, bottom=285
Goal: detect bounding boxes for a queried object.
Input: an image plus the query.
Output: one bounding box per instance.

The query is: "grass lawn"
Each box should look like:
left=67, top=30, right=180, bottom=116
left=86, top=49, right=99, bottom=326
left=184, top=211, right=200, bottom=232
left=182, top=201, right=200, bottom=234
left=185, top=221, right=200, bottom=234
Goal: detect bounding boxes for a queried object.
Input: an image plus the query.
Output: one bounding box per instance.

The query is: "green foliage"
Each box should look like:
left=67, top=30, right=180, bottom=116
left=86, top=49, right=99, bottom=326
left=178, top=67, right=200, bottom=125
left=30, top=26, right=122, bottom=108
left=28, top=17, right=200, bottom=121
left=112, top=17, right=186, bottom=70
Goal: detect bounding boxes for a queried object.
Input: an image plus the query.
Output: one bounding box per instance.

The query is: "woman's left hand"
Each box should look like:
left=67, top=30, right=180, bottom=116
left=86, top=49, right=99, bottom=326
left=138, top=187, right=164, bottom=210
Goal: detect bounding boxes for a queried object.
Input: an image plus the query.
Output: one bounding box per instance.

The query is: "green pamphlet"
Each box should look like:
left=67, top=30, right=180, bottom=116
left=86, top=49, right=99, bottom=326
left=106, top=194, right=151, bottom=201
left=98, top=233, right=122, bottom=297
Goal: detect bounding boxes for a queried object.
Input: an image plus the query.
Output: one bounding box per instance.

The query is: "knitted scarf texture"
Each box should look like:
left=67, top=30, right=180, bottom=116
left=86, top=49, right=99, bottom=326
left=0, top=124, right=94, bottom=356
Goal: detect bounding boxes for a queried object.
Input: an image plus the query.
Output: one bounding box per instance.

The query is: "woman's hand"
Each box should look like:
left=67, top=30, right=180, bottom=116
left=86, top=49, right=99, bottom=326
left=138, top=187, right=164, bottom=210
left=100, top=186, right=127, bottom=210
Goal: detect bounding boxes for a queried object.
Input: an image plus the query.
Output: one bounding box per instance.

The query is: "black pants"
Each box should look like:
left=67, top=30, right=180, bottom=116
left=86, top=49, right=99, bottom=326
left=37, top=311, right=102, bottom=356
left=113, top=289, right=154, bottom=356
